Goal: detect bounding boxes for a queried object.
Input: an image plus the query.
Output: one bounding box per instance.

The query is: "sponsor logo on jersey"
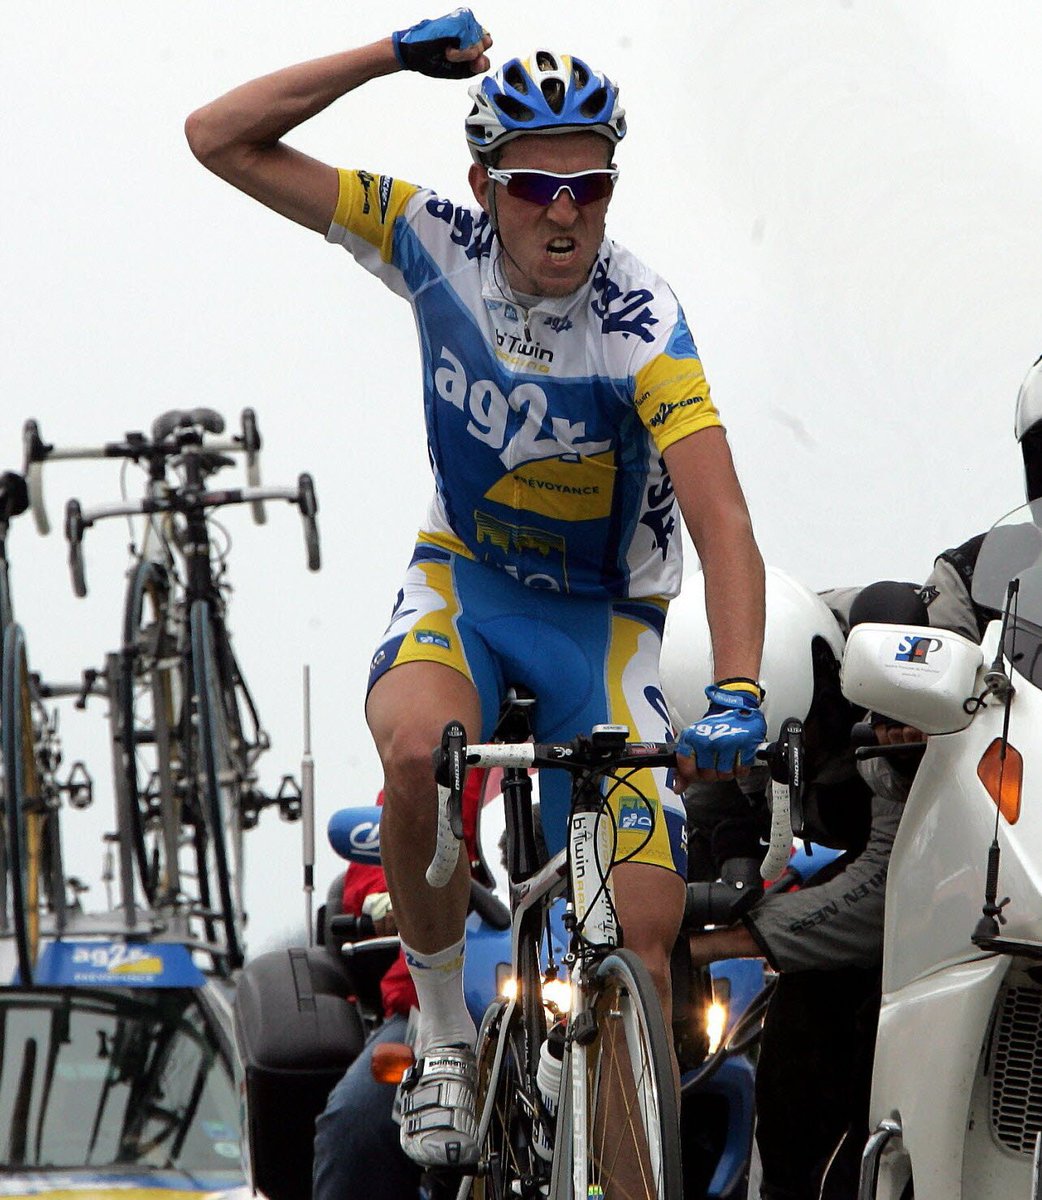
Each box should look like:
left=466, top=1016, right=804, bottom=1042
left=414, top=629, right=451, bottom=649
left=356, top=170, right=375, bottom=215
left=433, top=345, right=613, bottom=470
left=483, top=452, right=615, bottom=521
left=494, top=329, right=554, bottom=366
left=647, top=395, right=706, bottom=428
left=474, top=512, right=568, bottom=590
left=618, top=798, right=653, bottom=831
left=640, top=467, right=676, bottom=560
left=543, top=315, right=573, bottom=333
left=591, top=260, right=659, bottom=342
left=378, top=174, right=393, bottom=222
left=424, top=196, right=495, bottom=259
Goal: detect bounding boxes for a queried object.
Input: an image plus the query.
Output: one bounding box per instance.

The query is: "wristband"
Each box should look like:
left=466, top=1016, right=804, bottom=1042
left=710, top=678, right=764, bottom=707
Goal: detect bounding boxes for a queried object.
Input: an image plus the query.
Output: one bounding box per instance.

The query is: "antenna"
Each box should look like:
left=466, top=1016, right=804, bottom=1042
left=302, top=665, right=315, bottom=947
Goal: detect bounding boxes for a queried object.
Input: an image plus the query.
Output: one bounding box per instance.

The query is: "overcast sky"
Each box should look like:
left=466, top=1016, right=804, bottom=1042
left=3, top=2, right=1041, bottom=953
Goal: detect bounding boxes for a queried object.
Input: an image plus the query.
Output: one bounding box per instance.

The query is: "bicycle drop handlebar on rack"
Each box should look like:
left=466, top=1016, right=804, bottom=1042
left=24, top=407, right=263, bottom=534
left=23, top=408, right=320, bottom=594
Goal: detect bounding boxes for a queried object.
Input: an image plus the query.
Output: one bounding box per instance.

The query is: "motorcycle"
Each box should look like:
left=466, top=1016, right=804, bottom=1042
left=841, top=499, right=1042, bottom=1198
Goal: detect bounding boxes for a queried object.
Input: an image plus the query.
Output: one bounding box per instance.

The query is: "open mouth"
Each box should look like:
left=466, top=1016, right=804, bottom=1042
left=546, top=237, right=576, bottom=261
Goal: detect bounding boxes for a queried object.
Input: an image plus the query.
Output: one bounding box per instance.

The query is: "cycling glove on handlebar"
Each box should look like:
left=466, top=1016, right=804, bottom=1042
left=676, top=683, right=766, bottom=771
left=392, top=8, right=485, bottom=79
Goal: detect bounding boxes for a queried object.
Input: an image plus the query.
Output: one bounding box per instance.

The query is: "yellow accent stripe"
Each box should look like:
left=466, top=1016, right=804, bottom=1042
left=605, top=611, right=674, bottom=872
left=417, top=529, right=475, bottom=560
left=716, top=679, right=763, bottom=702
left=388, top=560, right=474, bottom=690
left=332, top=169, right=419, bottom=263
left=634, top=352, right=721, bottom=453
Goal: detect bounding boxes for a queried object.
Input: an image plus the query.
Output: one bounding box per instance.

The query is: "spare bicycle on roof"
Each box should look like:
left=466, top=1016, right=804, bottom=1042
left=23, top=407, right=320, bottom=974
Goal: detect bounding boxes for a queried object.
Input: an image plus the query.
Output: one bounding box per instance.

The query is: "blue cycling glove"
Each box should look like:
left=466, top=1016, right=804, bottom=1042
left=392, top=8, right=486, bottom=79
left=676, top=682, right=766, bottom=772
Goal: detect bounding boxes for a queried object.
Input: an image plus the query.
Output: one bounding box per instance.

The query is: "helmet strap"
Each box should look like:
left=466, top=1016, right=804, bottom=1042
left=486, top=186, right=538, bottom=298
left=486, top=178, right=500, bottom=233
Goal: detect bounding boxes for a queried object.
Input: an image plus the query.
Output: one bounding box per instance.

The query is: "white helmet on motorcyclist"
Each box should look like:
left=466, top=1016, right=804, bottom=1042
left=1015, top=352, right=1042, bottom=503
left=660, top=565, right=845, bottom=742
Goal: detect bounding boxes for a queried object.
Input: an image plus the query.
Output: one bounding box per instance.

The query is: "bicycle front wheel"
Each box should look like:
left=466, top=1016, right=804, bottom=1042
left=566, top=948, right=683, bottom=1200
left=189, top=601, right=245, bottom=970
left=2, top=624, right=48, bottom=984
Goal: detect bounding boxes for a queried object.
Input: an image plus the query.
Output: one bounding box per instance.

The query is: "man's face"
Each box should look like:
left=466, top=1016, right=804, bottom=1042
left=469, top=131, right=614, bottom=299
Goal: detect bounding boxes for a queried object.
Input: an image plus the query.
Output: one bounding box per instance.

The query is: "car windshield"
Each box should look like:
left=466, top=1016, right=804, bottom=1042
left=0, top=986, right=243, bottom=1181
left=972, top=498, right=1042, bottom=685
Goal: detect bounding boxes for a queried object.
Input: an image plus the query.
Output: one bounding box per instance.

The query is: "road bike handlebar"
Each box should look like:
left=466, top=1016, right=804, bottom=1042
left=426, top=718, right=807, bottom=889
left=63, top=475, right=321, bottom=597
left=22, top=407, right=265, bottom=535
left=427, top=722, right=677, bottom=889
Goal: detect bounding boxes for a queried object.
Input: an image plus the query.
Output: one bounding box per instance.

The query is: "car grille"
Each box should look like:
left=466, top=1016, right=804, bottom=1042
left=991, top=983, right=1042, bottom=1154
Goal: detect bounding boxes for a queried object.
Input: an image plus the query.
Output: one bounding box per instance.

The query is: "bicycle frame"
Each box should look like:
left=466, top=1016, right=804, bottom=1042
left=440, top=723, right=680, bottom=1199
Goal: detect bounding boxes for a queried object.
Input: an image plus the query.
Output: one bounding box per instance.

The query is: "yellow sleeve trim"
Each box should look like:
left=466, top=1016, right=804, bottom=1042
left=331, top=168, right=420, bottom=263
left=634, top=352, right=721, bottom=453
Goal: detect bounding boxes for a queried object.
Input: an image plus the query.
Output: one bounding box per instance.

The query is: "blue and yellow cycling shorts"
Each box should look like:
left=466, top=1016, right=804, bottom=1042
left=368, top=541, right=688, bottom=878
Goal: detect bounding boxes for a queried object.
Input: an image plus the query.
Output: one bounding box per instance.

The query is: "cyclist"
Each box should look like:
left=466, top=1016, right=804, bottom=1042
left=187, top=9, right=766, bottom=1168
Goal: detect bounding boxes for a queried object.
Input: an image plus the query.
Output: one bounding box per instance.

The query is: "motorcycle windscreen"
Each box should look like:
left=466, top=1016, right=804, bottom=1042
left=973, top=498, right=1042, bottom=685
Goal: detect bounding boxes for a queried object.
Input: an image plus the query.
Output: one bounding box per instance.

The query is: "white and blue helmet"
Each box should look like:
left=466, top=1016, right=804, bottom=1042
left=465, top=50, right=626, bottom=163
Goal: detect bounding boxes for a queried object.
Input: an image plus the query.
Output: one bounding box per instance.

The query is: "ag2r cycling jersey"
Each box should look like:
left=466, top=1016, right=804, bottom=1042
left=326, top=168, right=722, bottom=600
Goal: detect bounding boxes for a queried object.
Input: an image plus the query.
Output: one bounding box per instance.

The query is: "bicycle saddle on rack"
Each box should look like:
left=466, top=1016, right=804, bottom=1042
left=151, top=407, right=226, bottom=440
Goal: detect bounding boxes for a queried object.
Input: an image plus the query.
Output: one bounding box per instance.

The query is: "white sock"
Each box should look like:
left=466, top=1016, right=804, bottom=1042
left=401, top=935, right=477, bottom=1055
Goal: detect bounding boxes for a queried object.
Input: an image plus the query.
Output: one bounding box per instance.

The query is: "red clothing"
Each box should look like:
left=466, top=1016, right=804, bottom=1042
left=341, top=769, right=489, bottom=1018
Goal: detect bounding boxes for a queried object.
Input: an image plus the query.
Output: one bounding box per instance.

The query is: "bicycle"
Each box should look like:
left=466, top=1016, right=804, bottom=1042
left=1, top=470, right=96, bottom=986
left=23, top=407, right=320, bottom=973
left=426, top=694, right=684, bottom=1200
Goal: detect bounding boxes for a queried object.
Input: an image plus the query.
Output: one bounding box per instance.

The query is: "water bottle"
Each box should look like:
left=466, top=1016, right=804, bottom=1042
left=533, top=1023, right=566, bottom=1160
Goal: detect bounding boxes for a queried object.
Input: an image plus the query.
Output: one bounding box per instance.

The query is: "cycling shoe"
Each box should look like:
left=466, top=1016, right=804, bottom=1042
left=398, top=1042, right=479, bottom=1168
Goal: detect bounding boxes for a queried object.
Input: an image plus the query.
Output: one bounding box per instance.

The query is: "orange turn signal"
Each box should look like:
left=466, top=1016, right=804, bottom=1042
left=977, top=738, right=1023, bottom=824
left=371, top=1041, right=415, bottom=1084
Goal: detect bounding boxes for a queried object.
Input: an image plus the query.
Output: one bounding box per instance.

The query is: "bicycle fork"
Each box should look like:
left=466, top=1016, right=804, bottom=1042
left=563, top=792, right=619, bottom=1199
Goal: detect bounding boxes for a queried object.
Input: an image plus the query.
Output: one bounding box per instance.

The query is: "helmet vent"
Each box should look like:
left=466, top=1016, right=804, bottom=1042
left=580, top=86, right=608, bottom=118
left=541, top=78, right=565, bottom=114
left=535, top=51, right=558, bottom=71
left=504, top=63, right=528, bottom=93
left=572, top=61, right=590, bottom=88
left=494, top=94, right=535, bottom=122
